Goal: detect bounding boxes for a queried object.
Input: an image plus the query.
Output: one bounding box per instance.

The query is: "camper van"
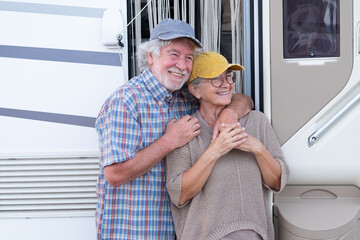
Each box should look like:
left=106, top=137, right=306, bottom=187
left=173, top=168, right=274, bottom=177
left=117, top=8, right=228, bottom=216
left=0, top=0, right=359, bottom=239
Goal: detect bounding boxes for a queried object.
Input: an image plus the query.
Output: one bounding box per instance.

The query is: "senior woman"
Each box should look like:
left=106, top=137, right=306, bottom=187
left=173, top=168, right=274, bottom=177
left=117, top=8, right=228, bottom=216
left=165, top=51, right=289, bottom=240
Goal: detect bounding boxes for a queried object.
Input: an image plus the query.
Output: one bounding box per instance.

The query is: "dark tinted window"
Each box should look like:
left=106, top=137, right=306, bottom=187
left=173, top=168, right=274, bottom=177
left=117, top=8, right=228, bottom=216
left=283, top=0, right=340, bottom=58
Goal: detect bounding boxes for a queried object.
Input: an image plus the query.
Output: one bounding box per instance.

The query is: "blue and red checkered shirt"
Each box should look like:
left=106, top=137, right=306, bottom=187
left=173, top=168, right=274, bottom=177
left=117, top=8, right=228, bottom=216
left=95, top=69, right=196, bottom=240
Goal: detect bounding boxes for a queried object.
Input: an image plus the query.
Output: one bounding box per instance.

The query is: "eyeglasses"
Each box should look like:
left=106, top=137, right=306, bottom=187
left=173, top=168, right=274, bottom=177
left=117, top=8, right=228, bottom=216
left=204, top=72, right=235, bottom=88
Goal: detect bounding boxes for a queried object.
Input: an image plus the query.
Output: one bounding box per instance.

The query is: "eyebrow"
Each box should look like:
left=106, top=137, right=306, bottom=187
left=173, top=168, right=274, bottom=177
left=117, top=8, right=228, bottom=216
left=167, top=49, right=178, bottom=54
left=167, top=49, right=194, bottom=57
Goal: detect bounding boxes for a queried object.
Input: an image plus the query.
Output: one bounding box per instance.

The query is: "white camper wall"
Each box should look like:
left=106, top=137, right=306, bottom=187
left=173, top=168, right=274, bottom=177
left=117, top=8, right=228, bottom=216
left=0, top=1, right=127, bottom=239
left=0, top=1, right=127, bottom=155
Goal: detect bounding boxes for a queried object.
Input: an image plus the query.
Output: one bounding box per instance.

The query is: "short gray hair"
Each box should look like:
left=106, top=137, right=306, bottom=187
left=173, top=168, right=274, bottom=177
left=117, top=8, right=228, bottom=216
left=137, top=39, right=171, bottom=72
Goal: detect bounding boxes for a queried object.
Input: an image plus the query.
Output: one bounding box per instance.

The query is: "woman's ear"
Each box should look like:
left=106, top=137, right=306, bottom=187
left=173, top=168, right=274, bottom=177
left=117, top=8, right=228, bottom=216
left=188, top=84, right=201, bottom=99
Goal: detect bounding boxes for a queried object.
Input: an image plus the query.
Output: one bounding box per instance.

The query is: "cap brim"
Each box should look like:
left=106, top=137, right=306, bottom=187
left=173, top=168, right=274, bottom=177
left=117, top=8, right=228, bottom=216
left=228, top=64, right=245, bottom=71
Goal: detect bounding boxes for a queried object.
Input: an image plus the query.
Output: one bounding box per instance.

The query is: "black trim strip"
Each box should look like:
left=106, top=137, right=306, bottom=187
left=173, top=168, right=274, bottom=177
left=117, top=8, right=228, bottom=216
left=0, top=1, right=105, bottom=18
left=0, top=108, right=96, bottom=128
left=0, top=45, right=121, bottom=66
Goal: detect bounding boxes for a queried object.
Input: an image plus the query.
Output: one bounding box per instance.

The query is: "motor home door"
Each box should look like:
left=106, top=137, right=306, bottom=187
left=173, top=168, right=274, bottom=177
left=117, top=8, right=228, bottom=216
left=265, top=0, right=360, bottom=239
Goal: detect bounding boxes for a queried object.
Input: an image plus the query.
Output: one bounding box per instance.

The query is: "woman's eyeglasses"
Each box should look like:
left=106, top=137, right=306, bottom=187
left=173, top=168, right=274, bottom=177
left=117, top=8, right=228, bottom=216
left=205, top=72, right=235, bottom=88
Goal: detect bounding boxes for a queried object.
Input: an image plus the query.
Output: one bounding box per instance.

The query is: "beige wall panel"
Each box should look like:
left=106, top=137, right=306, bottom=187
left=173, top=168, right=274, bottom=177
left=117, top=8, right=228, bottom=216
left=270, top=1, right=354, bottom=144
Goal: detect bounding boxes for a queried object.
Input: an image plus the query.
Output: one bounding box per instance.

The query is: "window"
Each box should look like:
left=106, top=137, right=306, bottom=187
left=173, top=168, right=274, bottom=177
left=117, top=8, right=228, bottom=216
left=283, top=0, right=340, bottom=58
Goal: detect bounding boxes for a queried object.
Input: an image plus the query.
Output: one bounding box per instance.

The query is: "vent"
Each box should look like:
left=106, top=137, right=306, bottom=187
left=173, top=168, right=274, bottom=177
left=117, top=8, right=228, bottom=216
left=0, top=153, right=99, bottom=219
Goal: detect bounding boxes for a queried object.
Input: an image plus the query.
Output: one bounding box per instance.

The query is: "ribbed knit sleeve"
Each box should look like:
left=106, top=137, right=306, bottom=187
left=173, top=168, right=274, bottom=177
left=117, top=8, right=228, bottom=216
left=247, top=111, right=290, bottom=193
left=165, top=143, right=193, bottom=208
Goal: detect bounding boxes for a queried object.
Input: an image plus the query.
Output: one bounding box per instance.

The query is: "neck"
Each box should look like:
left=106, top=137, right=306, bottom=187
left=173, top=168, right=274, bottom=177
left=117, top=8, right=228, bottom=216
left=198, top=102, right=226, bottom=127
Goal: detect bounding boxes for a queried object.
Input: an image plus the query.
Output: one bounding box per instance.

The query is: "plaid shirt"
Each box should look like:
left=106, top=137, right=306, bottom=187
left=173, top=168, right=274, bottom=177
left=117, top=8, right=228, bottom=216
left=95, top=69, right=195, bottom=240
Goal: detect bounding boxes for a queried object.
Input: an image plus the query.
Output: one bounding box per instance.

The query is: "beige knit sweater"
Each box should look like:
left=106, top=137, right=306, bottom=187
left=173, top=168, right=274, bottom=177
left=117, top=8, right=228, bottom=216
left=165, top=110, right=289, bottom=240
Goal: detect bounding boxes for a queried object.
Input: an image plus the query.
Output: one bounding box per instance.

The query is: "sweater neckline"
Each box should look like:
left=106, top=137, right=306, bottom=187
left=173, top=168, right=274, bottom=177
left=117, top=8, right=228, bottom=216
left=193, top=111, right=215, bottom=138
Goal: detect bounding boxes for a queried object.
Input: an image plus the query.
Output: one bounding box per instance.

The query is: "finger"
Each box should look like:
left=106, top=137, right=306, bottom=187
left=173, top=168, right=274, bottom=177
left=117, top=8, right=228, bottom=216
left=188, top=117, right=199, bottom=125
left=222, top=122, right=240, bottom=127
left=168, top=118, right=177, bottom=124
left=211, top=127, right=220, bottom=142
left=178, top=115, right=191, bottom=123
left=192, top=122, right=200, bottom=131
left=222, top=123, right=241, bottom=135
left=235, top=138, right=248, bottom=147
left=193, top=128, right=201, bottom=136
left=184, top=115, right=193, bottom=121
left=233, top=132, right=248, bottom=142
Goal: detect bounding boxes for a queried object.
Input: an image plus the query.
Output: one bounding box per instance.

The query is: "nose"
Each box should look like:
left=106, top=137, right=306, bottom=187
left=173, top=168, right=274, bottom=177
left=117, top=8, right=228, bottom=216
left=220, top=79, right=231, bottom=87
left=175, top=57, right=187, bottom=70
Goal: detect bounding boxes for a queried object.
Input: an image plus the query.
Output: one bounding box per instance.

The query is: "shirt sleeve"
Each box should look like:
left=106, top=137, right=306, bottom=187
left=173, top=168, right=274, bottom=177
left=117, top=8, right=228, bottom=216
left=96, top=93, right=141, bottom=168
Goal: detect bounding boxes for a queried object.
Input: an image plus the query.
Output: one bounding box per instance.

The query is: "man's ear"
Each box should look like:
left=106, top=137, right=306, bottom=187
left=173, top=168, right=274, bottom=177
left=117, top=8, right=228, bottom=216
left=188, top=84, right=201, bottom=99
left=147, top=52, right=153, bottom=65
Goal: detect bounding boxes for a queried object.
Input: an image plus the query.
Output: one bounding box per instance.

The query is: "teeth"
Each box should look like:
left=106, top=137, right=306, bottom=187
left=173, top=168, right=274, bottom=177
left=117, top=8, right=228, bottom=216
left=217, top=92, right=229, bottom=95
left=170, top=71, right=183, bottom=77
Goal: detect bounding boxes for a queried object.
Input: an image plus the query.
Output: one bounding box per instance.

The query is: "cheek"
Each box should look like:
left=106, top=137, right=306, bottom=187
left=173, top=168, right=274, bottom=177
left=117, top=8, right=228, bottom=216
left=186, top=62, right=193, bottom=72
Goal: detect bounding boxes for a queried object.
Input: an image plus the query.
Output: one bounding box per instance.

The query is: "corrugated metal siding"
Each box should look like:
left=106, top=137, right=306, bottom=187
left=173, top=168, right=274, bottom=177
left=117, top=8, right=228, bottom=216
left=0, top=154, right=99, bottom=218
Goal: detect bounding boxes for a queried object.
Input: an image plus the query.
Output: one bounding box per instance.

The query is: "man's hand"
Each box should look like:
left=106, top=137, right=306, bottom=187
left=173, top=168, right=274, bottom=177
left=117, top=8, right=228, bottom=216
left=211, top=93, right=253, bottom=141
left=104, top=115, right=200, bottom=187
left=212, top=108, right=238, bottom=141
left=164, top=115, right=200, bottom=151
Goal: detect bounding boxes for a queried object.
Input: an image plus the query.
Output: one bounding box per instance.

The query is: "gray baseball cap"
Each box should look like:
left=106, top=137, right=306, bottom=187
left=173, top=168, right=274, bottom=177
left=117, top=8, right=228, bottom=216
left=150, top=18, right=202, bottom=48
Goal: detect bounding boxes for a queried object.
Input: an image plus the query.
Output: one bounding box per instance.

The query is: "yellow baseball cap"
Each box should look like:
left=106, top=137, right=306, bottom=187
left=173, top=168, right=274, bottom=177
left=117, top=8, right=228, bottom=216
left=187, top=51, right=244, bottom=85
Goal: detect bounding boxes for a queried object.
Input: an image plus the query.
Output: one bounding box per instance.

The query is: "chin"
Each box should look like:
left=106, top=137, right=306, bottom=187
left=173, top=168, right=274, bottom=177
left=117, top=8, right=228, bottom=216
left=169, top=80, right=186, bottom=91
left=215, top=100, right=231, bottom=107
left=222, top=98, right=232, bottom=105
left=161, top=78, right=184, bottom=92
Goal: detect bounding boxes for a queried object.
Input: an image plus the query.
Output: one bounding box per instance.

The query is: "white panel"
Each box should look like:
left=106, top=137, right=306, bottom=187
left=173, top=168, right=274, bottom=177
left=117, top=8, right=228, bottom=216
left=0, top=217, right=97, bottom=240
left=358, top=23, right=360, bottom=54
left=0, top=1, right=127, bottom=52
left=0, top=58, right=124, bottom=116
left=0, top=11, right=104, bottom=51
left=0, top=155, right=99, bottom=218
left=283, top=98, right=360, bottom=186
left=262, top=0, right=271, bottom=118
left=0, top=117, right=99, bottom=154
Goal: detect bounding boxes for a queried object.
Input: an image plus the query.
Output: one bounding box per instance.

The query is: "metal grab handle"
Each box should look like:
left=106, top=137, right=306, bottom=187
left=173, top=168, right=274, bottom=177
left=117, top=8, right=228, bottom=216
left=308, top=92, right=360, bottom=146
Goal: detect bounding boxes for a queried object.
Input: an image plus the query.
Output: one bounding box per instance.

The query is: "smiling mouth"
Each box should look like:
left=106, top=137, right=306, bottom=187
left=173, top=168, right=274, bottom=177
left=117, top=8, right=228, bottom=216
left=169, top=71, right=185, bottom=78
left=217, top=91, right=230, bottom=95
